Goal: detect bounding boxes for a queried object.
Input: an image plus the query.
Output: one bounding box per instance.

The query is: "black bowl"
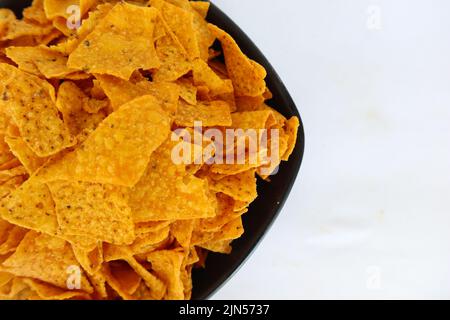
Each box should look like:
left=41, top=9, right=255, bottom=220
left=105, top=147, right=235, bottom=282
left=0, top=0, right=305, bottom=300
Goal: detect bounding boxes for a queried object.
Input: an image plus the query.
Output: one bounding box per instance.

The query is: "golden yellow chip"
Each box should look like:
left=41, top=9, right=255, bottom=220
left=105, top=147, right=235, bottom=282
left=257, top=134, right=289, bottom=179
left=175, top=100, right=232, bottom=127
left=209, top=169, right=257, bottom=203
left=0, top=166, right=28, bottom=183
left=282, top=116, right=300, bottom=161
left=56, top=81, right=107, bottom=142
left=151, top=0, right=200, bottom=60
left=52, top=3, right=113, bottom=55
left=0, top=9, right=16, bottom=37
left=135, top=220, right=173, bottom=236
left=4, top=136, right=48, bottom=174
left=4, top=47, right=41, bottom=75
left=164, top=0, right=215, bottom=61
left=0, top=176, right=26, bottom=199
left=190, top=1, right=210, bottom=19
left=170, top=220, right=194, bottom=248
left=72, top=243, right=103, bottom=276
left=37, top=95, right=170, bottom=186
left=103, top=246, right=166, bottom=299
left=68, top=3, right=160, bottom=80
left=102, top=261, right=141, bottom=299
left=0, top=178, right=58, bottom=235
left=177, top=78, right=197, bottom=105
left=1, top=231, right=93, bottom=292
left=22, top=278, right=91, bottom=300
left=0, top=64, right=74, bottom=157
left=193, top=216, right=244, bottom=246
left=87, top=272, right=108, bottom=299
left=43, top=0, right=98, bottom=19
left=231, top=110, right=276, bottom=130
left=48, top=180, right=134, bottom=245
left=198, top=239, right=232, bottom=254
left=198, top=193, right=239, bottom=232
left=96, top=75, right=179, bottom=116
left=152, top=14, right=192, bottom=82
left=130, top=226, right=171, bottom=255
left=209, top=24, right=267, bottom=97
left=1, top=19, right=53, bottom=41
left=6, top=46, right=80, bottom=79
left=130, top=139, right=216, bottom=222
left=0, top=225, right=28, bottom=256
left=23, top=0, right=49, bottom=25
left=147, top=249, right=185, bottom=300
left=192, top=58, right=234, bottom=97
left=83, top=98, right=108, bottom=114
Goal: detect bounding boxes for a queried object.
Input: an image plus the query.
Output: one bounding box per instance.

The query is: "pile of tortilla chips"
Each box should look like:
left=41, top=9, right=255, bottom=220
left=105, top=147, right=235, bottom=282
left=0, top=0, right=299, bottom=300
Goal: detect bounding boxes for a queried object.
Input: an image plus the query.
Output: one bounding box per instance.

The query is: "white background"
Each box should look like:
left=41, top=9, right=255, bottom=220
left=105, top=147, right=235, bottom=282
left=212, top=0, right=450, bottom=299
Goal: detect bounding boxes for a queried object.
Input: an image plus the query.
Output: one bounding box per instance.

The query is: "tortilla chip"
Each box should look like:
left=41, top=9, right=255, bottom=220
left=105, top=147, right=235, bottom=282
left=180, top=264, right=192, bottom=299
left=72, top=243, right=103, bottom=276
left=1, top=19, right=54, bottom=42
left=87, top=272, right=108, bottom=299
left=1, top=231, right=92, bottom=292
left=83, top=98, right=108, bottom=114
left=68, top=3, right=160, bottom=80
left=43, top=0, right=98, bottom=19
left=6, top=46, right=80, bottom=79
left=175, top=100, right=232, bottom=127
left=151, top=0, right=199, bottom=60
left=198, top=193, right=238, bottom=232
left=4, top=136, right=48, bottom=174
left=0, top=277, right=37, bottom=300
left=37, top=95, right=170, bottom=186
left=0, top=177, right=58, bottom=235
left=48, top=180, right=135, bottom=245
left=103, top=246, right=166, bottom=299
left=96, top=75, right=179, bottom=116
left=190, top=1, right=210, bottom=19
left=209, top=24, right=266, bottom=97
left=176, top=78, right=197, bottom=105
left=192, top=58, right=234, bottom=96
left=147, top=249, right=184, bottom=300
left=170, top=220, right=194, bottom=248
left=130, top=139, right=216, bottom=222
left=4, top=47, right=40, bottom=75
left=192, top=216, right=244, bottom=245
left=0, top=225, right=28, bottom=255
left=52, top=3, right=113, bottom=55
left=22, top=278, right=91, bottom=300
left=209, top=170, right=257, bottom=202
left=130, top=226, right=171, bottom=255
left=163, top=0, right=215, bottom=61
left=102, top=261, right=141, bottom=299
left=257, top=133, right=289, bottom=178
left=0, top=63, right=74, bottom=157
left=282, top=116, right=300, bottom=161
left=198, top=239, right=232, bottom=254
left=0, top=166, right=28, bottom=183
left=0, top=9, right=16, bottom=37
left=152, top=14, right=191, bottom=82
left=23, top=0, right=49, bottom=25
left=0, top=176, right=26, bottom=200
left=135, top=220, right=173, bottom=236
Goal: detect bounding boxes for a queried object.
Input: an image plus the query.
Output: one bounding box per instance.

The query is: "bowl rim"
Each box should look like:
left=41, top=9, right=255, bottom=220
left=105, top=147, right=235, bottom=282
left=192, top=2, right=306, bottom=300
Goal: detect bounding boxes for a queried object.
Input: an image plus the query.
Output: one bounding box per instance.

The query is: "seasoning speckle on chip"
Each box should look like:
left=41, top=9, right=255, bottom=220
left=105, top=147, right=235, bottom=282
left=0, top=0, right=299, bottom=300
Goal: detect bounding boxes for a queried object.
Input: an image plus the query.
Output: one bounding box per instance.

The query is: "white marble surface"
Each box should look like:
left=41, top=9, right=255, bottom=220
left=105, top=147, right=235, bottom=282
left=211, top=0, right=450, bottom=299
